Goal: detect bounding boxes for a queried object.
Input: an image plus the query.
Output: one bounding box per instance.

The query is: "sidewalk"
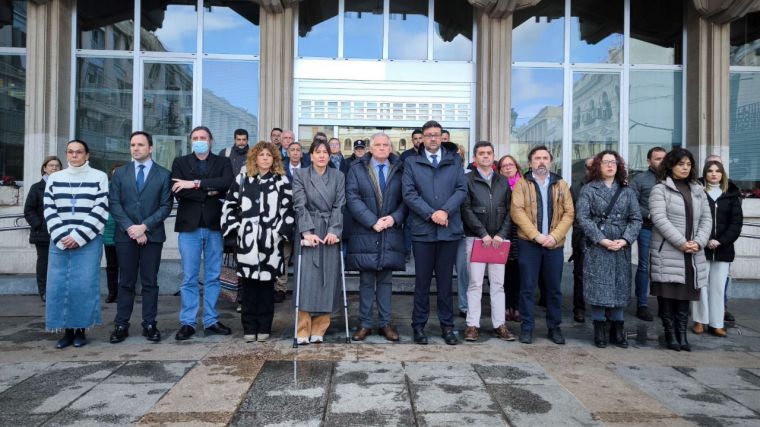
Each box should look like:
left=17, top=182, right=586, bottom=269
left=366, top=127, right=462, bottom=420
left=0, top=290, right=759, bottom=426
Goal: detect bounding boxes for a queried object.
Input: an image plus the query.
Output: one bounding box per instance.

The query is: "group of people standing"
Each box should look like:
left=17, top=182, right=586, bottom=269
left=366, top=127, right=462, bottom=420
left=24, top=119, right=743, bottom=351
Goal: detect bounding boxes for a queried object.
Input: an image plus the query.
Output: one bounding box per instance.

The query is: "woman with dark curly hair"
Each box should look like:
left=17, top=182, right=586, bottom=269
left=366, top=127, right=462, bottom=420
left=576, top=150, right=642, bottom=348
left=649, top=148, right=712, bottom=351
left=221, top=141, right=296, bottom=343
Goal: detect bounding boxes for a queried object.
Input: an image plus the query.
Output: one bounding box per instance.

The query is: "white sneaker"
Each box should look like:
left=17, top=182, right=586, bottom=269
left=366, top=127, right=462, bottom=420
left=243, top=334, right=256, bottom=342
left=309, top=335, right=323, bottom=343
left=296, top=337, right=309, bottom=345
left=257, top=333, right=269, bottom=342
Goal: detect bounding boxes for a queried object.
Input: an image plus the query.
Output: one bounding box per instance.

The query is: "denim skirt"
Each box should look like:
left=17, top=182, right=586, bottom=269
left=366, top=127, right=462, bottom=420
left=45, top=235, right=103, bottom=331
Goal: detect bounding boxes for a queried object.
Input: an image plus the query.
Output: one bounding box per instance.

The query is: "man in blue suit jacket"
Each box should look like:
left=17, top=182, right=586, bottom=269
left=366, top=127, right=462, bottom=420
left=403, top=120, right=467, bottom=346
left=108, top=131, right=173, bottom=343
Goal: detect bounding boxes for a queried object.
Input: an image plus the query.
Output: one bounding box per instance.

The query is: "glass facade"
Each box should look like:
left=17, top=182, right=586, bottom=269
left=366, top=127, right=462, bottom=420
left=0, top=1, right=25, bottom=183
left=512, top=0, right=684, bottom=184
left=75, top=0, right=260, bottom=170
left=343, top=0, right=383, bottom=59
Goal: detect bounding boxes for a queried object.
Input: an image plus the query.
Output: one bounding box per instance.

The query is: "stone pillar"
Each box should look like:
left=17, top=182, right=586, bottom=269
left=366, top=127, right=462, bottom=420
left=258, top=5, right=295, bottom=137
left=24, top=0, right=73, bottom=189
left=475, top=10, right=513, bottom=157
left=684, top=3, right=731, bottom=163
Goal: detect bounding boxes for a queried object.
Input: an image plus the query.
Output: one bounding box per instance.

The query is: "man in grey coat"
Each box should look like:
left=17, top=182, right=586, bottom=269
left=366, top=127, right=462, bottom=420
left=403, top=120, right=468, bottom=346
left=108, top=131, right=173, bottom=343
left=630, top=146, right=666, bottom=321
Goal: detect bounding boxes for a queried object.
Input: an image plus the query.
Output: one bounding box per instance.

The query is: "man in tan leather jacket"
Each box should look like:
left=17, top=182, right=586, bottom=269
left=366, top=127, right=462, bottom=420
left=511, top=145, right=574, bottom=345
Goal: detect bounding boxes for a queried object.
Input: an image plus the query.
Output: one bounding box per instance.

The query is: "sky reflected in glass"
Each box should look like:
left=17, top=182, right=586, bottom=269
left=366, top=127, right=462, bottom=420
left=203, top=1, right=260, bottom=55
left=142, top=3, right=198, bottom=53
left=344, top=0, right=383, bottom=59
left=389, top=0, right=428, bottom=60
left=203, top=60, right=259, bottom=147
left=298, top=0, right=339, bottom=57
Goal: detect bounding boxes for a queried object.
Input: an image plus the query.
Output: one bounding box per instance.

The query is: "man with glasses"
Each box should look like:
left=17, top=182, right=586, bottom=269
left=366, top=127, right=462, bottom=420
left=171, top=126, right=233, bottom=340
left=630, top=147, right=666, bottom=322
left=270, top=128, right=283, bottom=147
left=403, top=120, right=468, bottom=345
left=328, top=137, right=350, bottom=174
left=570, top=157, right=594, bottom=323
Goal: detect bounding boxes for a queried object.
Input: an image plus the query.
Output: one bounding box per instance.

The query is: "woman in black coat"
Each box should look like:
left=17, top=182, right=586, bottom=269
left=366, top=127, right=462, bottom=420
left=23, top=156, right=62, bottom=302
left=691, top=160, right=743, bottom=337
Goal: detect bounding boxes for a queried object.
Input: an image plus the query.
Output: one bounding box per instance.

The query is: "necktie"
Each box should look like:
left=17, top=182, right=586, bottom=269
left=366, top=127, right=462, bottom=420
left=377, top=164, right=386, bottom=193
left=431, top=154, right=438, bottom=168
left=136, top=164, right=145, bottom=192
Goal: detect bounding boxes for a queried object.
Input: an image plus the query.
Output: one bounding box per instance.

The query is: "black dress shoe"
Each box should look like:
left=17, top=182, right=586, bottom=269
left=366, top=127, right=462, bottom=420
left=143, top=324, right=161, bottom=342
left=518, top=329, right=533, bottom=344
left=548, top=327, right=566, bottom=345
left=56, top=329, right=75, bottom=349
left=442, top=328, right=458, bottom=345
left=73, top=328, right=88, bottom=347
left=274, top=290, right=286, bottom=303
left=413, top=328, right=428, bottom=345
left=636, top=306, right=653, bottom=322
left=573, top=308, right=586, bottom=323
left=459, top=310, right=467, bottom=319
left=109, top=325, right=129, bottom=344
left=175, top=325, right=195, bottom=341
left=205, top=322, right=232, bottom=336
left=105, top=295, right=117, bottom=304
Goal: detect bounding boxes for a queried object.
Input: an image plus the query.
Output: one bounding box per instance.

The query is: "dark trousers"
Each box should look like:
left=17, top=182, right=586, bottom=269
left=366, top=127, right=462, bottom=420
left=34, top=244, right=49, bottom=297
left=358, top=269, right=393, bottom=328
left=517, top=239, right=564, bottom=331
left=241, top=278, right=275, bottom=334
left=504, top=259, right=520, bottom=310
left=572, top=243, right=585, bottom=311
left=411, top=240, right=458, bottom=330
left=104, top=245, right=119, bottom=297
left=114, top=241, right=163, bottom=328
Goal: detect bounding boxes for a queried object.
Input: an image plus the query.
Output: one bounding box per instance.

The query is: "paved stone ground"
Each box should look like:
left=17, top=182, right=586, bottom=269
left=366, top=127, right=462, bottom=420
left=0, top=291, right=759, bottom=426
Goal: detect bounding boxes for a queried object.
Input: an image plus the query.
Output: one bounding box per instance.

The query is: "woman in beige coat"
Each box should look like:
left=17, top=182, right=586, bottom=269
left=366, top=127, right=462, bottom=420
left=649, top=148, right=712, bottom=352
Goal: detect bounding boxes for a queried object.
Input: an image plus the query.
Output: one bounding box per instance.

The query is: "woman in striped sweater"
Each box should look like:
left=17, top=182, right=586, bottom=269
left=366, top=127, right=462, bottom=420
left=44, top=140, right=109, bottom=349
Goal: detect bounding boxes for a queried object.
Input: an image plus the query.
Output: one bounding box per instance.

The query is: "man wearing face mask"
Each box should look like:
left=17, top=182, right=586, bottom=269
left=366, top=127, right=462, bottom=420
left=171, top=126, right=234, bottom=340
left=219, top=128, right=249, bottom=174
left=511, top=145, right=574, bottom=345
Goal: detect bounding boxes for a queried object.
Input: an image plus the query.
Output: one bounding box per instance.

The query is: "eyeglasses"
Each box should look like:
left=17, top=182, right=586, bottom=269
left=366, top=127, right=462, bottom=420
left=601, top=160, right=618, bottom=166
left=67, top=150, right=85, bottom=155
left=423, top=133, right=441, bottom=139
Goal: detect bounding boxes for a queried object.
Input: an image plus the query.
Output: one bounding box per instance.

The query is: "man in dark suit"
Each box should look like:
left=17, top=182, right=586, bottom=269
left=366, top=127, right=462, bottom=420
left=402, top=120, right=468, bottom=346
left=108, top=131, right=173, bottom=343
left=171, top=126, right=233, bottom=340
left=328, top=137, right=350, bottom=174
left=284, top=142, right=310, bottom=182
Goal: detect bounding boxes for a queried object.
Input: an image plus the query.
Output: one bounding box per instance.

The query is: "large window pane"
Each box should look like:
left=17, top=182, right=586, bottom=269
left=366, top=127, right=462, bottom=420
left=298, top=125, right=334, bottom=146
left=0, top=55, right=25, bottom=182
left=343, top=0, right=382, bottom=59
left=388, top=0, right=428, bottom=60
left=628, top=71, right=682, bottom=174
left=729, top=72, right=760, bottom=198
left=143, top=62, right=193, bottom=169
left=630, top=0, right=682, bottom=65
left=77, top=0, right=134, bottom=50
left=0, top=0, right=26, bottom=48
left=203, top=61, right=259, bottom=154
left=75, top=57, right=133, bottom=173
left=572, top=71, right=620, bottom=184
left=730, top=13, right=760, bottom=67
left=203, top=1, right=260, bottom=55
left=433, top=0, right=472, bottom=61
left=511, top=68, right=564, bottom=175
left=298, top=0, right=339, bottom=58
left=141, top=1, right=197, bottom=53
left=512, top=0, right=564, bottom=63
left=570, top=0, right=623, bottom=64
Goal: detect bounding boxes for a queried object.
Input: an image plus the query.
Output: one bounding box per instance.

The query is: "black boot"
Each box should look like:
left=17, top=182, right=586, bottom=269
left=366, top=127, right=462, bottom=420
left=675, top=300, right=691, bottom=352
left=660, top=298, right=680, bottom=351
left=593, top=320, right=608, bottom=348
left=56, top=329, right=75, bottom=349
left=73, top=328, right=88, bottom=348
left=610, top=321, right=628, bottom=348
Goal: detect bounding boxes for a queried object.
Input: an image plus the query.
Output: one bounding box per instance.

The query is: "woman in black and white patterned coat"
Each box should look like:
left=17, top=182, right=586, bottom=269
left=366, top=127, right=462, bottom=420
left=221, top=141, right=295, bottom=343
left=576, top=150, right=641, bottom=349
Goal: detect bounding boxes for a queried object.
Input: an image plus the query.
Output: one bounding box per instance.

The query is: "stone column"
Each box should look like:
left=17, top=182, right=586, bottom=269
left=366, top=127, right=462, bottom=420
left=24, top=0, right=73, bottom=189
left=474, top=10, right=513, bottom=157
left=258, top=5, right=295, bottom=137
left=684, top=3, right=731, bottom=163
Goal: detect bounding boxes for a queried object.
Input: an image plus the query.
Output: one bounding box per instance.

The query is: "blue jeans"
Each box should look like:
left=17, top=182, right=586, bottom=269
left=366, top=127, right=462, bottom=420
left=178, top=228, right=223, bottom=328
left=517, top=239, right=563, bottom=331
left=635, top=228, right=652, bottom=308
left=455, top=239, right=469, bottom=313
left=358, top=269, right=393, bottom=328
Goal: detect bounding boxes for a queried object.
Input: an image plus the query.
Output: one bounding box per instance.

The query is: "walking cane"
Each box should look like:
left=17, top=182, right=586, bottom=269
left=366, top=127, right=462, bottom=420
left=339, top=241, right=351, bottom=344
left=292, top=241, right=305, bottom=349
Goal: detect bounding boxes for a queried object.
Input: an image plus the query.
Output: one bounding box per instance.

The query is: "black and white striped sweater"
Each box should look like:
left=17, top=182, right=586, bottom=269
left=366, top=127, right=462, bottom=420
left=44, top=162, right=109, bottom=250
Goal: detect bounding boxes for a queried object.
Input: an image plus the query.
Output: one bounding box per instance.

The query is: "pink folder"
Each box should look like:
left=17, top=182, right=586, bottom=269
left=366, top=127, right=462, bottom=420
left=470, top=239, right=511, bottom=264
